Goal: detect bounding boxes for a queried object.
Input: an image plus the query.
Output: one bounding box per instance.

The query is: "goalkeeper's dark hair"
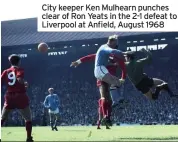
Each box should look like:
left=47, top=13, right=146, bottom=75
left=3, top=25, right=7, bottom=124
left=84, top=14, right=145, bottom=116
left=8, top=54, right=21, bottom=66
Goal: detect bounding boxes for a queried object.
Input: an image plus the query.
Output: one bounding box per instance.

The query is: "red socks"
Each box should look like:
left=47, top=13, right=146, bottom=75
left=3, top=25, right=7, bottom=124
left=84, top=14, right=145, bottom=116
left=97, top=99, right=102, bottom=127
left=97, top=99, right=112, bottom=128
left=101, top=99, right=112, bottom=118
left=98, top=107, right=102, bottom=121
left=25, top=121, right=32, bottom=138
left=101, top=98, right=108, bottom=118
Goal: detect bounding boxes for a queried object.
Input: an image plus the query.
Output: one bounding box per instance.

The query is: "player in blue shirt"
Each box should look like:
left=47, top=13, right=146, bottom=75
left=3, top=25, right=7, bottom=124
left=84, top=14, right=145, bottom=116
left=44, top=88, right=60, bottom=131
left=94, top=35, right=125, bottom=87
left=94, top=35, right=126, bottom=126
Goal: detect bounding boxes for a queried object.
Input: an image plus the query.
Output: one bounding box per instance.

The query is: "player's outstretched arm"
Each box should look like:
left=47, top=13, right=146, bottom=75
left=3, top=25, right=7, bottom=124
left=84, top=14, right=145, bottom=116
left=124, top=51, right=136, bottom=55
left=70, top=54, right=96, bottom=67
left=138, top=48, right=152, bottom=65
left=70, top=61, right=80, bottom=67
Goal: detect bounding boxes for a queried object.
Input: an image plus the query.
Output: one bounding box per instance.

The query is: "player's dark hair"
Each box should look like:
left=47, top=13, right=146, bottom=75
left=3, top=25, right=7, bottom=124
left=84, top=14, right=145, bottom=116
left=8, top=54, right=21, bottom=66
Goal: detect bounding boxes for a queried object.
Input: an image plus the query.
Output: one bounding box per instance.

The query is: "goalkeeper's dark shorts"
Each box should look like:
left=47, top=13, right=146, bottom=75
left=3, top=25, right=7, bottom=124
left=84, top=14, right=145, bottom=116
left=136, top=75, right=154, bottom=94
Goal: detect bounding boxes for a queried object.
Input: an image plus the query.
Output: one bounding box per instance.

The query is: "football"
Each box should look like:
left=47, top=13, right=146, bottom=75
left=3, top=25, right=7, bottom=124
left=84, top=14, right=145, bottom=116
left=38, top=42, right=48, bottom=53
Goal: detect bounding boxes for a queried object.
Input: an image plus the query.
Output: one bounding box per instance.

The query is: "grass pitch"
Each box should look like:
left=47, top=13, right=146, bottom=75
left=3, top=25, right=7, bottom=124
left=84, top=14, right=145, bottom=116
left=1, top=125, right=178, bottom=141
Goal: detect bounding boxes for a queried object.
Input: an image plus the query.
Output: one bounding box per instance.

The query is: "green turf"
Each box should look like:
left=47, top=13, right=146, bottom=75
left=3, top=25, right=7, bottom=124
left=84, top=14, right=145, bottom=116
left=1, top=125, right=178, bottom=141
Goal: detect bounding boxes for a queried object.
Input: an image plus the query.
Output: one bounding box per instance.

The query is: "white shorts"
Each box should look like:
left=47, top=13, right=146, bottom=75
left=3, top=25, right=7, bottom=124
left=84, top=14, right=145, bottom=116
left=94, top=66, right=109, bottom=80
left=49, top=108, right=59, bottom=114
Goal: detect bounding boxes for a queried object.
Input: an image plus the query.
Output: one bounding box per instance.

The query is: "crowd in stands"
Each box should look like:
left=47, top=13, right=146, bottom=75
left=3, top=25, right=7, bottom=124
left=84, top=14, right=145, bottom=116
left=2, top=46, right=178, bottom=126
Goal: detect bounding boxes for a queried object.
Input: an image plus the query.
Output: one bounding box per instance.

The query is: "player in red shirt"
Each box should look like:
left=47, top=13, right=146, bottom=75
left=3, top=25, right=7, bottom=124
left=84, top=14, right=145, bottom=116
left=70, top=51, right=126, bottom=129
left=1, top=54, right=34, bottom=142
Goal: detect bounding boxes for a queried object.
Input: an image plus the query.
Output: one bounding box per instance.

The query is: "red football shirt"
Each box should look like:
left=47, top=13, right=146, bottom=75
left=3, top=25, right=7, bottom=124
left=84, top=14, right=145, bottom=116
left=1, top=66, right=26, bottom=93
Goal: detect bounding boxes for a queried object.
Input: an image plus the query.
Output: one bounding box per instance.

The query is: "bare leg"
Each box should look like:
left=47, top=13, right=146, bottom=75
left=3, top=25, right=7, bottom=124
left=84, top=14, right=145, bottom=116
left=1, top=106, right=11, bottom=126
left=19, top=106, right=33, bottom=141
left=99, top=82, right=110, bottom=100
left=102, top=73, right=121, bottom=87
left=19, top=106, right=32, bottom=121
left=49, top=113, right=54, bottom=130
left=53, top=114, right=59, bottom=131
left=144, top=90, right=154, bottom=100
